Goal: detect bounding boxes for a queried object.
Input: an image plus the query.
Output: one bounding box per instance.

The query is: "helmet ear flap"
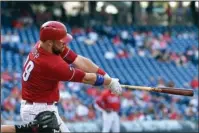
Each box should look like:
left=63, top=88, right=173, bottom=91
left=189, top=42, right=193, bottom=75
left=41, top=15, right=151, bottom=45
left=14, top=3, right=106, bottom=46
left=65, top=33, right=73, bottom=43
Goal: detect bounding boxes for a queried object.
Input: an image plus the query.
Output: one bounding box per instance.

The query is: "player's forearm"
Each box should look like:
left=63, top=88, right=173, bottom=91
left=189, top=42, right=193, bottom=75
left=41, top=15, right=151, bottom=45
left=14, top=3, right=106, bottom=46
left=73, top=55, right=102, bottom=74
left=1, top=125, right=16, bottom=133
left=82, top=73, right=111, bottom=86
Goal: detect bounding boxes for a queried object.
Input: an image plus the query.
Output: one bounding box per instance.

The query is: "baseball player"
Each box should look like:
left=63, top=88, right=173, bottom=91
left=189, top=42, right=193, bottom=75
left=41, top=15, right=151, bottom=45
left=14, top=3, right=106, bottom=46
left=1, top=111, right=60, bottom=133
left=95, top=89, right=121, bottom=132
left=20, top=21, right=122, bottom=132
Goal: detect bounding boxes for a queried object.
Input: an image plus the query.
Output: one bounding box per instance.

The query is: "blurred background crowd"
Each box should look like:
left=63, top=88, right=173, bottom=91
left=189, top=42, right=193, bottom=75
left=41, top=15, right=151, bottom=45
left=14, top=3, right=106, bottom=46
left=1, top=1, right=198, bottom=125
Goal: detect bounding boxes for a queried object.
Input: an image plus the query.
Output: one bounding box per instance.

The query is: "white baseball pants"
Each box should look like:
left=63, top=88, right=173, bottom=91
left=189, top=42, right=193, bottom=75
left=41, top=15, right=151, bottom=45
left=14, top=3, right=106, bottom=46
left=102, top=111, right=120, bottom=132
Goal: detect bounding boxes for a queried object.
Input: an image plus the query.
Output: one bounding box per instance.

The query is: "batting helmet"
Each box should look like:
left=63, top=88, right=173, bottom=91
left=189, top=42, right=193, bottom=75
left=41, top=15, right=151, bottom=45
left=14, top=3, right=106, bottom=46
left=40, top=21, right=72, bottom=44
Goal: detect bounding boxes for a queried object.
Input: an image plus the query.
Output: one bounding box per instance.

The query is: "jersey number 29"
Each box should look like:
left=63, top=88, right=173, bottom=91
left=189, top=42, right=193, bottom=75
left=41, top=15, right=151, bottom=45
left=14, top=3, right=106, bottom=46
left=23, top=56, right=34, bottom=81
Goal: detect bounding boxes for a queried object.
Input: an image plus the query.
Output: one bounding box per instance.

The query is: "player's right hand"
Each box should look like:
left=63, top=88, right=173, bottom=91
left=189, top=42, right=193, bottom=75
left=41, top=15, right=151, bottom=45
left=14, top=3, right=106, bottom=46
left=107, top=78, right=122, bottom=95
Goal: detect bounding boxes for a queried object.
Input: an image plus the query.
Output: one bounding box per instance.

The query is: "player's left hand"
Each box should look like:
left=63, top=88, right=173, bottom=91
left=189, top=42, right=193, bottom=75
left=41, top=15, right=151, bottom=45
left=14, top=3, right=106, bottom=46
left=107, top=78, right=122, bottom=95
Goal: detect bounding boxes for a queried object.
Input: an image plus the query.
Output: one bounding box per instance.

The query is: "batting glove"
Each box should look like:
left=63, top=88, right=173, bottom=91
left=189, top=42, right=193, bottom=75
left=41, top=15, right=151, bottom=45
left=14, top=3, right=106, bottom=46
left=107, top=78, right=122, bottom=95
left=104, top=73, right=111, bottom=78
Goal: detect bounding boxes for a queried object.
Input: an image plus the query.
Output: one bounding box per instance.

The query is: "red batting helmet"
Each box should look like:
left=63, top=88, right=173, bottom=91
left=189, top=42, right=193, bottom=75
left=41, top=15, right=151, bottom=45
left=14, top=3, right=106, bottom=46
left=40, top=21, right=73, bottom=44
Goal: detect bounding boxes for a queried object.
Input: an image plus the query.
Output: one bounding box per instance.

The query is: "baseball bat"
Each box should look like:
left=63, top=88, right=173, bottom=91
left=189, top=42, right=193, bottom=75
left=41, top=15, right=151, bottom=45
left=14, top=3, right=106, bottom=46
left=120, top=85, right=194, bottom=97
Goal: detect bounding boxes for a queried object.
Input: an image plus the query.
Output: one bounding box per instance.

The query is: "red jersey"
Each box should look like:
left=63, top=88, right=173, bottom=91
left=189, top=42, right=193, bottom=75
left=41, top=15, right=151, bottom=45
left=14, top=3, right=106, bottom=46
left=22, top=42, right=85, bottom=102
left=96, top=89, right=120, bottom=112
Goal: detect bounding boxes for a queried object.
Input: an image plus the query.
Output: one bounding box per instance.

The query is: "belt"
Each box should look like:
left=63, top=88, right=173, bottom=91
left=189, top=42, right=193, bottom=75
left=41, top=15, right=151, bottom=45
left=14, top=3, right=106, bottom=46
left=106, top=110, right=112, bottom=113
left=24, top=100, right=58, bottom=106
left=105, top=109, right=114, bottom=113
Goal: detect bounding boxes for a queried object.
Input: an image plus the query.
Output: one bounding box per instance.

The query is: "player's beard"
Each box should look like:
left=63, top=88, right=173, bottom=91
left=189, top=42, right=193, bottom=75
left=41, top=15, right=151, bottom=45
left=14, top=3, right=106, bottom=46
left=52, top=44, right=62, bottom=55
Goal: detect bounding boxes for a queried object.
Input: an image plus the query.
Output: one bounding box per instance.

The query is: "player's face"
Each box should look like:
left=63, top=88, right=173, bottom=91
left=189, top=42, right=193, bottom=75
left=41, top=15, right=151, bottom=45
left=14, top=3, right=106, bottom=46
left=52, top=41, right=65, bottom=55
